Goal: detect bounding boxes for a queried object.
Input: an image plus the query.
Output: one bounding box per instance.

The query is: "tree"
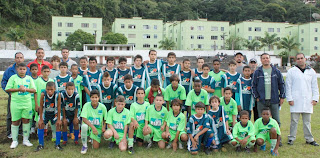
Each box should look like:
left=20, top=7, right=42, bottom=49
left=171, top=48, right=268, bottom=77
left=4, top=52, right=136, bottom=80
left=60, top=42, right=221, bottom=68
left=52, top=40, right=66, bottom=50
left=278, top=36, right=300, bottom=64
left=65, top=29, right=95, bottom=51
left=243, top=39, right=261, bottom=51
left=225, top=36, right=244, bottom=50
left=159, top=38, right=176, bottom=50
left=6, top=26, right=25, bottom=50
left=260, top=32, right=279, bottom=51
left=101, top=32, right=127, bottom=44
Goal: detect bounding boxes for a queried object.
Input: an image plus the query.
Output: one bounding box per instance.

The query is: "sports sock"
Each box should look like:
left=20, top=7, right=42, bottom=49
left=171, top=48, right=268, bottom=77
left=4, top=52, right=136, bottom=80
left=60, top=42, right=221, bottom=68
left=128, top=138, right=134, bottom=148
left=270, top=139, right=277, bottom=150
left=11, top=125, right=19, bottom=142
left=63, top=131, right=68, bottom=142
left=81, top=124, right=88, bottom=147
left=56, top=131, right=61, bottom=145
left=51, top=124, right=56, bottom=139
left=22, top=123, right=31, bottom=141
left=74, top=130, right=79, bottom=141
left=38, top=129, right=44, bottom=146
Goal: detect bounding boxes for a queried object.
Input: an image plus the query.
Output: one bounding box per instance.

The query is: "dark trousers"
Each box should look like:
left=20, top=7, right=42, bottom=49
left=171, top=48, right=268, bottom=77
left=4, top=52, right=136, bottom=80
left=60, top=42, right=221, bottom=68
left=253, top=100, right=259, bottom=121
left=6, top=95, right=22, bottom=136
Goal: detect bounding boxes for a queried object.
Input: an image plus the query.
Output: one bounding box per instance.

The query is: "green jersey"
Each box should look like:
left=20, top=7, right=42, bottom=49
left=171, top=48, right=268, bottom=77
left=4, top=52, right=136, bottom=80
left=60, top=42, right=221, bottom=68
left=31, top=77, right=38, bottom=108
left=146, top=105, right=168, bottom=129
left=130, top=101, right=150, bottom=124
left=185, top=89, right=209, bottom=115
left=232, top=121, right=255, bottom=139
left=164, top=84, right=186, bottom=101
left=72, top=75, right=84, bottom=106
left=209, top=70, right=225, bottom=98
left=34, top=77, right=54, bottom=105
left=166, top=111, right=186, bottom=135
left=5, top=74, right=36, bottom=108
left=254, top=118, right=281, bottom=136
left=220, top=97, right=238, bottom=124
left=106, top=107, right=131, bottom=134
left=81, top=102, right=107, bottom=130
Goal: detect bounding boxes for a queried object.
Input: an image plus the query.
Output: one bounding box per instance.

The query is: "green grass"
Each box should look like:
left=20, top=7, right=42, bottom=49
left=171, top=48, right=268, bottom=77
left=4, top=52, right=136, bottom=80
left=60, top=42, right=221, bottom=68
left=0, top=76, right=319, bottom=158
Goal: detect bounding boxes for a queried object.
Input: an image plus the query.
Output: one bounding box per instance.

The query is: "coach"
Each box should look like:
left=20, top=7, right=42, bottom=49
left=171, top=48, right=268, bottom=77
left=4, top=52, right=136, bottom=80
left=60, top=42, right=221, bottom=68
left=252, top=53, right=285, bottom=126
left=27, top=48, right=52, bottom=76
left=1, top=52, right=31, bottom=138
left=286, top=53, right=319, bottom=146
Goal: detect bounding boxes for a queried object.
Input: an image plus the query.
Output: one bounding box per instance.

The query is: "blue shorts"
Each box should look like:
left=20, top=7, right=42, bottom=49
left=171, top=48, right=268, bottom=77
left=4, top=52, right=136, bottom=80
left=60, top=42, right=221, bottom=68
left=188, top=130, right=213, bottom=152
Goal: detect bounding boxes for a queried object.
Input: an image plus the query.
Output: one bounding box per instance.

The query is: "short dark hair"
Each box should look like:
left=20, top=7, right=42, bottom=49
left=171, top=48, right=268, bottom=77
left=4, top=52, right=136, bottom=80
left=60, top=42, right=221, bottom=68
left=116, top=95, right=125, bottom=102
left=66, top=82, right=75, bottom=88
left=14, top=52, right=23, bottom=58
left=239, top=110, right=249, bottom=118
left=136, top=87, right=145, bottom=94
left=202, top=64, right=210, bottom=69
left=59, top=61, right=68, bottom=68
left=106, top=56, right=115, bottom=63
left=209, top=96, right=220, bottom=104
left=17, top=63, right=27, bottom=68
left=169, top=74, right=180, bottom=83
left=30, top=63, right=38, bottom=69
left=124, top=74, right=133, bottom=81
left=213, top=59, right=220, bottom=64
left=224, top=87, right=232, bottom=93
left=195, top=102, right=206, bottom=109
left=103, top=71, right=110, bottom=78
left=295, top=53, right=305, bottom=58
left=134, top=54, right=143, bottom=61
left=193, top=79, right=202, bottom=85
left=262, top=107, right=270, bottom=113
left=41, top=65, right=50, bottom=71
left=197, top=57, right=204, bottom=62
left=51, top=55, right=60, bottom=62
left=61, top=47, right=69, bottom=52
left=89, top=56, right=97, bottom=63
left=71, top=64, right=78, bottom=69
left=46, top=81, right=55, bottom=88
left=155, top=94, right=164, bottom=99
left=36, top=48, right=44, bottom=53
left=228, top=60, right=237, bottom=66
left=167, top=52, right=176, bottom=58
left=243, top=65, right=251, bottom=71
left=80, top=56, right=88, bottom=61
left=118, top=56, right=127, bottom=64
left=151, top=79, right=160, bottom=86
left=260, top=53, right=270, bottom=58
left=90, top=89, right=99, bottom=97
left=171, top=98, right=182, bottom=109
left=149, top=50, right=157, bottom=55
left=183, top=59, right=190, bottom=63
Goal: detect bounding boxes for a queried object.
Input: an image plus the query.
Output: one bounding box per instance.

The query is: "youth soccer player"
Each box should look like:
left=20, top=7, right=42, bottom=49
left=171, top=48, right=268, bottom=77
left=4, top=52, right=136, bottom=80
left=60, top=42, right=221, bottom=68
left=61, top=82, right=80, bottom=146
left=254, top=108, right=281, bottom=156
left=145, top=50, right=163, bottom=87
left=35, top=82, right=62, bottom=151
left=80, top=89, right=107, bottom=154
left=5, top=63, right=36, bottom=149
left=164, top=74, right=186, bottom=111
left=209, top=59, right=226, bottom=98
left=104, top=95, right=131, bottom=152
left=78, top=56, right=88, bottom=77
left=193, top=57, right=204, bottom=77
left=117, top=56, right=130, bottom=87
left=130, top=54, right=146, bottom=88
left=231, top=110, right=256, bottom=152
left=30, top=63, right=38, bottom=133
left=143, top=94, right=168, bottom=149
left=54, top=62, right=72, bottom=92
left=84, top=57, right=102, bottom=101
left=162, top=99, right=188, bottom=151
left=162, top=52, right=180, bottom=88
left=99, top=71, right=117, bottom=111
left=102, top=57, right=118, bottom=84
left=49, top=55, right=61, bottom=79
left=179, top=59, right=194, bottom=95
left=127, top=88, right=150, bottom=154
left=145, top=79, right=165, bottom=105
left=185, top=79, right=209, bottom=117
left=117, top=74, right=138, bottom=110
left=221, top=60, right=241, bottom=99
left=197, top=64, right=215, bottom=98
left=220, top=87, right=238, bottom=128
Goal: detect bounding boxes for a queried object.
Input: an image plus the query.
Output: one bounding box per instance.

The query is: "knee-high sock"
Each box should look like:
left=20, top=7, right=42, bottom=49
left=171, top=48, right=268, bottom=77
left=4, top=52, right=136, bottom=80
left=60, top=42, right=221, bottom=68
left=38, top=129, right=44, bottom=146
left=51, top=124, right=56, bottom=139
left=246, top=141, right=255, bottom=148
left=74, top=130, right=79, bottom=141
left=63, top=131, right=68, bottom=142
left=206, top=137, right=214, bottom=147
left=144, top=134, right=151, bottom=143
left=128, top=138, right=134, bottom=148
left=22, top=123, right=31, bottom=141
left=56, top=131, right=61, bottom=145
left=270, top=139, right=277, bottom=150
left=11, top=125, right=19, bottom=142
left=81, top=124, right=88, bottom=147
left=69, top=122, right=74, bottom=133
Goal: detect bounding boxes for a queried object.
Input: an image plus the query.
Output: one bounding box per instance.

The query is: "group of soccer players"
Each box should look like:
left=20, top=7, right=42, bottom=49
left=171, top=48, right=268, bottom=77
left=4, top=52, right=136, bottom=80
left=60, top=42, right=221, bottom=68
left=4, top=49, right=281, bottom=156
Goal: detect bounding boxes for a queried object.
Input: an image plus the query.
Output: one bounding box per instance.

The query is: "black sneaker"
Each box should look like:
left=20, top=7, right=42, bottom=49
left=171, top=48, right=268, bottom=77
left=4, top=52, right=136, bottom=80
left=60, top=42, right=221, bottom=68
left=128, top=147, right=134, bottom=154
left=287, top=140, right=294, bottom=145
left=109, top=141, right=115, bottom=149
left=55, top=145, right=63, bottom=150
left=306, top=141, right=319, bottom=146
left=236, top=146, right=241, bottom=152
left=204, top=147, right=211, bottom=155
left=34, top=145, right=44, bottom=152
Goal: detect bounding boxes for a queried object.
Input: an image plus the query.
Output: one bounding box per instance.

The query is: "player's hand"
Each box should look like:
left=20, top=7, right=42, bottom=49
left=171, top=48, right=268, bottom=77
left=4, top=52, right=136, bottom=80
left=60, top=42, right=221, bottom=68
left=312, top=100, right=317, bottom=106
left=288, top=101, right=294, bottom=106
left=143, top=60, right=149, bottom=65
left=172, top=141, right=177, bottom=151
left=18, top=85, right=25, bottom=92
left=73, top=118, right=79, bottom=125
left=162, top=76, right=165, bottom=81
left=62, top=118, right=67, bottom=125
left=194, top=135, right=199, bottom=142
left=143, top=125, right=150, bottom=133
left=279, top=98, right=284, bottom=105
left=83, top=70, right=88, bottom=75
left=226, top=129, right=231, bottom=135
left=274, top=149, right=279, bottom=155
left=102, top=128, right=106, bottom=133
left=133, top=121, right=139, bottom=129
left=38, top=119, right=44, bottom=128
left=241, top=138, right=248, bottom=146
left=121, top=137, right=127, bottom=144
left=256, top=98, right=259, bottom=102
left=114, top=132, right=119, bottom=140
left=160, top=125, right=165, bottom=131
left=101, top=66, right=106, bottom=71
left=212, top=140, right=216, bottom=145
left=92, top=127, right=98, bottom=135
left=191, top=140, right=197, bottom=149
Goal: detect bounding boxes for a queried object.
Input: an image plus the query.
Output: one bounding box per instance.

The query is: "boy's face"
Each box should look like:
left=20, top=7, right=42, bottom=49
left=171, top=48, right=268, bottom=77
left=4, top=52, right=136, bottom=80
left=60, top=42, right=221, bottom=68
left=42, top=68, right=50, bottom=77
left=243, top=68, right=251, bottom=77
left=90, top=94, right=99, bottom=104
left=261, top=110, right=271, bottom=120
left=31, top=67, right=38, bottom=75
left=80, top=59, right=88, bottom=67
left=107, top=60, right=114, bottom=68
left=136, top=90, right=145, bottom=99
left=240, top=114, right=249, bottom=124
left=183, top=61, right=190, bottom=69
left=193, top=82, right=201, bottom=93
left=17, top=66, right=27, bottom=76
left=71, top=66, right=78, bottom=75
left=124, top=79, right=133, bottom=89
left=66, top=86, right=75, bottom=96
left=224, top=90, right=232, bottom=99
left=171, top=79, right=179, bottom=88
left=116, top=101, right=126, bottom=111
left=172, top=104, right=181, bottom=113
left=134, top=58, right=142, bottom=67
left=102, top=76, right=111, bottom=86
left=151, top=85, right=159, bottom=92
left=89, top=60, right=97, bottom=68
left=46, top=86, right=55, bottom=96
left=195, top=107, right=205, bottom=115
left=202, top=67, right=210, bottom=74
left=149, top=51, right=157, bottom=61
left=213, top=61, right=220, bottom=70
left=52, top=60, right=60, bottom=67
left=119, top=61, right=127, bottom=69
left=229, top=64, right=237, bottom=72
left=59, top=65, right=68, bottom=73
left=197, top=59, right=204, bottom=68
left=154, top=96, right=164, bottom=106
left=168, top=55, right=176, bottom=64
left=210, top=99, right=220, bottom=108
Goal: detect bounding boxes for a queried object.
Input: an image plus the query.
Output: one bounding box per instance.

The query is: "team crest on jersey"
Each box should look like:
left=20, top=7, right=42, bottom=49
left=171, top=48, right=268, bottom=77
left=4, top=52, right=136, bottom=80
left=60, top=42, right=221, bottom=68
left=90, top=78, right=97, bottom=83
left=177, top=117, right=181, bottom=124
left=26, top=79, right=30, bottom=83
left=201, top=96, right=204, bottom=99
left=50, top=103, right=54, bottom=108
left=46, top=99, right=48, bottom=102
left=227, top=77, right=230, bottom=79
left=98, top=110, right=102, bottom=115
left=161, top=113, right=165, bottom=118
left=127, top=96, right=133, bottom=100
left=132, top=70, right=135, bottom=73
left=69, top=103, right=73, bottom=107
left=104, top=95, right=111, bottom=99
left=242, top=85, right=251, bottom=94
left=88, top=75, right=91, bottom=77
left=268, top=124, right=273, bottom=128
left=122, top=115, right=126, bottom=120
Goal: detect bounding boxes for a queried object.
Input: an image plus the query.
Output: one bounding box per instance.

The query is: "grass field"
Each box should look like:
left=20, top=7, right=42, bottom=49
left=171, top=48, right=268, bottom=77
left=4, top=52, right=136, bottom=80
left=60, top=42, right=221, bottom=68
left=0, top=76, right=319, bottom=158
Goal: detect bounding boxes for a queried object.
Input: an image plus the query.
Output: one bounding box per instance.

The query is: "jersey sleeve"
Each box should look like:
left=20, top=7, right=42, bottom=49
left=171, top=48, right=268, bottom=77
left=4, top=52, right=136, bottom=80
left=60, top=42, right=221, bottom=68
left=272, top=119, right=281, bottom=135
left=164, top=87, right=170, bottom=101
left=29, top=77, right=36, bottom=91
left=254, top=120, right=260, bottom=135
left=235, top=79, right=241, bottom=106
left=232, top=123, right=240, bottom=138
left=232, top=99, right=238, bottom=115
left=80, top=103, right=88, bottom=118
left=186, top=117, right=193, bottom=134
left=203, top=116, right=211, bottom=129
left=125, top=110, right=131, bottom=125
left=221, top=74, right=226, bottom=88
left=130, top=104, right=136, bottom=119
left=145, top=106, right=151, bottom=122
left=204, top=91, right=209, bottom=105
left=177, top=115, right=186, bottom=132
left=210, top=77, right=215, bottom=89
left=185, top=92, right=192, bottom=106
left=75, top=94, right=80, bottom=109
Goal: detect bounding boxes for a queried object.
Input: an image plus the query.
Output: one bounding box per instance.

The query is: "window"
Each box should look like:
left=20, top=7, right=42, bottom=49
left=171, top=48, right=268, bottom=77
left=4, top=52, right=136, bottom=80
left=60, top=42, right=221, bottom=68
left=248, top=36, right=252, bottom=40
left=211, top=26, right=218, bottom=31
left=198, top=26, right=204, bottom=31
left=66, top=23, right=73, bottom=27
left=128, top=34, right=136, bottom=38
left=221, top=27, right=224, bottom=31
left=277, top=28, right=280, bottom=32
left=191, top=35, right=194, bottom=39
left=154, top=44, right=157, bottom=48
left=248, top=27, right=252, bottom=31
left=128, top=24, right=136, bottom=29
left=143, top=44, right=150, bottom=48
left=93, top=23, right=97, bottom=28
left=81, top=23, right=89, bottom=28
left=143, top=25, right=150, bottom=29
left=301, top=47, right=304, bottom=51
left=315, top=28, right=318, bottom=32
left=197, top=35, right=204, bottom=39
left=191, top=44, right=194, bottom=48
left=58, top=22, right=62, bottom=27
left=154, top=25, right=157, bottom=30
left=315, top=46, right=318, bottom=50
left=315, top=37, right=318, bottom=41
left=211, top=36, right=218, bottom=40
left=268, top=28, right=274, bottom=32
left=190, top=26, right=194, bottom=30
left=154, top=34, right=158, bottom=39
left=143, top=34, right=151, bottom=39
left=198, top=44, right=203, bottom=49
left=65, top=32, right=72, bottom=36
left=301, top=38, right=304, bottom=42
left=121, top=24, right=125, bottom=28
left=301, top=29, right=304, bottom=33
left=57, top=32, right=62, bottom=36
left=255, top=36, right=261, bottom=40
left=255, top=27, right=261, bottom=32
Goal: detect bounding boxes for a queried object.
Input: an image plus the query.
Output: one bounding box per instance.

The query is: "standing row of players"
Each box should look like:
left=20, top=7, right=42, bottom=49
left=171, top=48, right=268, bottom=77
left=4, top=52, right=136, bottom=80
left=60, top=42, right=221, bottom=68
left=5, top=50, right=280, bottom=156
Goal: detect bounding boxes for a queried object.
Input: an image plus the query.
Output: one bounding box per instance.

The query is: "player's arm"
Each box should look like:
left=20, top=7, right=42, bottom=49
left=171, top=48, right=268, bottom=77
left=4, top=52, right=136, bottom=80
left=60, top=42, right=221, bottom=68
left=84, top=86, right=90, bottom=95
left=34, top=94, right=39, bottom=112
left=232, top=115, right=236, bottom=127
left=122, top=124, right=128, bottom=141
left=195, top=127, right=209, bottom=138
left=202, top=86, right=215, bottom=93
left=187, top=106, right=191, bottom=119
left=39, top=93, right=45, bottom=121
left=107, top=123, right=118, bottom=136
left=190, top=68, right=196, bottom=77
left=166, top=101, right=170, bottom=111
left=161, top=120, right=167, bottom=131
left=83, top=118, right=96, bottom=131
left=57, top=93, right=62, bottom=125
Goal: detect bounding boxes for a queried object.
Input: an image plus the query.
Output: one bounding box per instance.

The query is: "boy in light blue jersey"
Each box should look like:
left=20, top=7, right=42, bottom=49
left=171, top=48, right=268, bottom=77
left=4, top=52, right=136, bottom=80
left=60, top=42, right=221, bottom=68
left=162, top=52, right=180, bottom=88
left=117, top=56, right=130, bottom=87
left=117, top=74, right=138, bottom=110
left=98, top=71, right=117, bottom=111
left=130, top=55, right=146, bottom=88
left=193, top=57, right=204, bottom=78
left=84, top=57, right=102, bottom=101
left=102, top=57, right=118, bottom=84
left=221, top=60, right=241, bottom=100
left=197, top=64, right=215, bottom=98
left=54, top=62, right=72, bottom=93
left=145, top=50, right=163, bottom=87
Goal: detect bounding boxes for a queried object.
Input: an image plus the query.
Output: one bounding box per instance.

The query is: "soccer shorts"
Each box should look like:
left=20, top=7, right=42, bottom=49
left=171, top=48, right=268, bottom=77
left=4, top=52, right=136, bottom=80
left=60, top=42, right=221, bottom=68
left=169, top=130, right=187, bottom=142
left=231, top=135, right=256, bottom=145
left=10, top=103, right=32, bottom=121
left=148, top=125, right=164, bottom=142
left=44, top=113, right=58, bottom=125
left=187, top=130, right=213, bottom=152
left=135, top=123, right=145, bottom=139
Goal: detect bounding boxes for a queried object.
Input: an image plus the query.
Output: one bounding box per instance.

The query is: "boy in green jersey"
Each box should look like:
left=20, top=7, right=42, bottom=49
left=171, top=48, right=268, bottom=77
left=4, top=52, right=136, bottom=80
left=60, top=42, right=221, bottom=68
left=209, top=59, right=226, bottom=98
left=162, top=99, right=188, bottom=151
left=128, top=88, right=150, bottom=154
left=80, top=90, right=107, bottom=154
left=254, top=107, right=281, bottom=156
left=220, top=87, right=238, bottom=128
left=143, top=94, right=168, bottom=149
left=231, top=110, right=256, bottom=152
left=164, top=74, right=186, bottom=111
left=104, top=95, right=131, bottom=152
left=29, top=63, right=39, bottom=134
left=5, top=63, right=36, bottom=149
left=185, top=79, right=209, bottom=117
